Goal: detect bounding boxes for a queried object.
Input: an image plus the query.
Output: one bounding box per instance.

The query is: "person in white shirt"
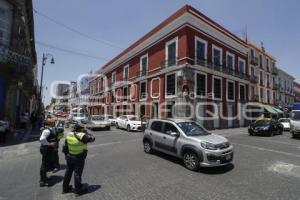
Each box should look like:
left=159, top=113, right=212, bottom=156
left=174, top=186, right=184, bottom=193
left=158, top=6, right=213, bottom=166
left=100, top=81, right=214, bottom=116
left=39, top=121, right=58, bottom=187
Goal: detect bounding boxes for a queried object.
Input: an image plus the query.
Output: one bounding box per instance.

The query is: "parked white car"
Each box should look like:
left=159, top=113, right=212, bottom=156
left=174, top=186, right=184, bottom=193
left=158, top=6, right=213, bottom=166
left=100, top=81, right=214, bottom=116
left=116, top=115, right=146, bottom=131
left=104, top=115, right=117, bottom=126
left=278, top=118, right=290, bottom=131
left=86, top=115, right=111, bottom=131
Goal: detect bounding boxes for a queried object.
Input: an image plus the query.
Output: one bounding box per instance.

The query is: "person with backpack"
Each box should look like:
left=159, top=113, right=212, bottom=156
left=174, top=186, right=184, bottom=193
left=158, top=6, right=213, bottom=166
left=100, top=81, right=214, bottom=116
left=39, top=121, right=60, bottom=187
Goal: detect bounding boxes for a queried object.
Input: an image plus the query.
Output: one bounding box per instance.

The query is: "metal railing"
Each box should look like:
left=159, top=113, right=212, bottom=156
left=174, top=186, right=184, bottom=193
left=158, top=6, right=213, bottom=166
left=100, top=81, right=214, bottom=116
left=160, top=57, right=179, bottom=69
left=250, top=95, right=259, bottom=102
left=272, top=66, right=278, bottom=75
left=0, top=46, right=32, bottom=66
left=250, top=56, right=259, bottom=66
left=194, top=58, right=250, bottom=81
left=249, top=75, right=258, bottom=84
left=136, top=68, right=148, bottom=79
left=260, top=80, right=264, bottom=87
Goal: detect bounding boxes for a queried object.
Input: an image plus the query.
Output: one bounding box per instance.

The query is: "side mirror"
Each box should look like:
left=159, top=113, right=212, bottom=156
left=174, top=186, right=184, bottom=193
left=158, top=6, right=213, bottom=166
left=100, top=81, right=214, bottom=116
left=170, top=132, right=179, bottom=137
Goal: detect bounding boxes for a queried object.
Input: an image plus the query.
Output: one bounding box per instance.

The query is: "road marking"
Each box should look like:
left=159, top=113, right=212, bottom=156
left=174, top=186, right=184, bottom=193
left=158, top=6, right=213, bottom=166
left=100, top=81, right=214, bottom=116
left=233, top=142, right=300, bottom=159
left=268, top=162, right=300, bottom=178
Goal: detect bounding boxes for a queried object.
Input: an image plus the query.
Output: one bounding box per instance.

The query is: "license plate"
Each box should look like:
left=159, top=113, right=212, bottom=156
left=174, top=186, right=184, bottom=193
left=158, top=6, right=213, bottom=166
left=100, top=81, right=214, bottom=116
left=254, top=130, right=258, bottom=133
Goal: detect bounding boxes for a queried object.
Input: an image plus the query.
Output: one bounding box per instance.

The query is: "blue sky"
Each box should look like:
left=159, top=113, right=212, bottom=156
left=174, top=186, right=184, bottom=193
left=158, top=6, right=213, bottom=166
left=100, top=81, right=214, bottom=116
left=33, top=0, right=300, bottom=105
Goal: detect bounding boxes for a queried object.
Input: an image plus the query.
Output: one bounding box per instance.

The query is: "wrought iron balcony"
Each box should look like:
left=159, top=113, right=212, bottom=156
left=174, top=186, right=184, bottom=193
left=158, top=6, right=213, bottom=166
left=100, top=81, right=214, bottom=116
left=250, top=56, right=259, bottom=66
left=251, top=95, right=259, bottom=102
left=160, top=57, right=179, bottom=69
left=136, top=68, right=148, bottom=79
left=260, top=80, right=264, bottom=87
left=272, top=66, right=278, bottom=75
left=0, top=46, right=32, bottom=66
left=273, top=83, right=279, bottom=90
left=249, top=75, right=258, bottom=84
left=194, top=58, right=250, bottom=81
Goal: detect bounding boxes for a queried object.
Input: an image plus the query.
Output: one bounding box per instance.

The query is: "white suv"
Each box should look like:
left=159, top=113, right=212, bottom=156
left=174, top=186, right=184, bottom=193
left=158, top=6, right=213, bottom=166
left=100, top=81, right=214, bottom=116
left=143, top=119, right=234, bottom=171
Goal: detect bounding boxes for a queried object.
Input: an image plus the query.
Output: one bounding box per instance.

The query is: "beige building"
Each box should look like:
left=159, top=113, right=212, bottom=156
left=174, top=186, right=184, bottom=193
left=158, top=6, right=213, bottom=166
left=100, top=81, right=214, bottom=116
left=247, top=42, right=277, bottom=106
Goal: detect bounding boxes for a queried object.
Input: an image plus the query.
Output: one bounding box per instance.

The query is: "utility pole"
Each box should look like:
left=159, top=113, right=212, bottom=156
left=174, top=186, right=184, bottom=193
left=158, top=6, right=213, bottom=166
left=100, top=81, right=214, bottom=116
left=39, top=53, right=55, bottom=114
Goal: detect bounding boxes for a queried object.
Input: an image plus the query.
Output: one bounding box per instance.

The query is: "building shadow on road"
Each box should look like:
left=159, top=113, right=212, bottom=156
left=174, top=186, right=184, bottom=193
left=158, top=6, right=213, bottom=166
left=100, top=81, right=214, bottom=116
left=151, top=151, right=234, bottom=174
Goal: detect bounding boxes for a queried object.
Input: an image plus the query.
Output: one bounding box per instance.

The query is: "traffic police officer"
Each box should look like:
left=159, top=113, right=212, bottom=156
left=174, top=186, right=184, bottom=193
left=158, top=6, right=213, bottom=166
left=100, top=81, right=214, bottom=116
left=62, top=123, right=95, bottom=195
left=39, top=121, right=59, bottom=187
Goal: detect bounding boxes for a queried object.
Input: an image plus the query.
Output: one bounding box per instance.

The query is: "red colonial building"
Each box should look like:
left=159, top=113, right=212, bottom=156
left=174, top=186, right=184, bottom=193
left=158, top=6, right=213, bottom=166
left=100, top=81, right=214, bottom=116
left=89, top=5, right=250, bottom=129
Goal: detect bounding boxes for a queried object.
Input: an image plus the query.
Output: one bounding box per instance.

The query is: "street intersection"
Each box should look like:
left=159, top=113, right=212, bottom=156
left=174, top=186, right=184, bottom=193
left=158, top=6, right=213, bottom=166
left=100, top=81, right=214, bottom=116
left=0, top=127, right=300, bottom=200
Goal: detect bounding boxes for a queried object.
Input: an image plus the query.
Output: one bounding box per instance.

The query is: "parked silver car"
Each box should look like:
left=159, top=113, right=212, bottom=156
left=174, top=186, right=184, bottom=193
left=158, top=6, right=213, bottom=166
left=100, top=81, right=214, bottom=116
left=143, top=119, right=234, bottom=171
left=85, top=115, right=111, bottom=131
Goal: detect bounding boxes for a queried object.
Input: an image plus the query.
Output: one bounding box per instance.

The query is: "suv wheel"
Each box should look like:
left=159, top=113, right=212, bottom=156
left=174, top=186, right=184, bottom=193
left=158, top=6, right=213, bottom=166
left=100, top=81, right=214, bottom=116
left=143, top=140, right=153, bottom=154
left=127, top=125, right=131, bottom=132
left=183, top=151, right=200, bottom=171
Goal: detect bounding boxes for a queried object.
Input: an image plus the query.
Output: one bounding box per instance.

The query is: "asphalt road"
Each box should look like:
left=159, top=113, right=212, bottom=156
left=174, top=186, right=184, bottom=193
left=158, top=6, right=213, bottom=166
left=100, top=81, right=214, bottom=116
left=0, top=127, right=300, bottom=200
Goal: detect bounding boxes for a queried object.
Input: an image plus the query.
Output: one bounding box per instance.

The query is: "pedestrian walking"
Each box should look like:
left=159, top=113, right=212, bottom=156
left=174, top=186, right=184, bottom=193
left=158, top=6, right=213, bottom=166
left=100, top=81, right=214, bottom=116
left=39, top=121, right=58, bottom=187
left=30, top=112, right=37, bottom=130
left=62, top=123, right=95, bottom=195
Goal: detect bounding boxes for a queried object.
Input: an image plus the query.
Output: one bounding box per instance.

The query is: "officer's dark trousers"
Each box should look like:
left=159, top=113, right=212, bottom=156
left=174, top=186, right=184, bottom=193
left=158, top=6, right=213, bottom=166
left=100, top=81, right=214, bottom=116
left=53, top=148, right=60, bottom=168
left=40, top=147, right=54, bottom=182
left=63, top=154, right=86, bottom=192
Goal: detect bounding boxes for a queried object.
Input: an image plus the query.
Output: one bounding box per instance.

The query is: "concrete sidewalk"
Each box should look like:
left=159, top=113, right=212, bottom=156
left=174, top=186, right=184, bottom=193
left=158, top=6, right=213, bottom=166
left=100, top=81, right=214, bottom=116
left=0, top=128, right=40, bottom=147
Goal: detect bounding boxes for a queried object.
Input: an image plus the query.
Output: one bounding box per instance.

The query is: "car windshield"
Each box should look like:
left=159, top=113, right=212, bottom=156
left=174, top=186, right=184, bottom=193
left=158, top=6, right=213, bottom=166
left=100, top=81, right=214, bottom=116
left=177, top=122, right=210, bottom=136
left=254, top=120, right=271, bottom=126
left=292, top=111, right=300, bottom=121
left=91, top=116, right=105, bottom=121
left=129, top=117, right=140, bottom=121
left=279, top=119, right=290, bottom=123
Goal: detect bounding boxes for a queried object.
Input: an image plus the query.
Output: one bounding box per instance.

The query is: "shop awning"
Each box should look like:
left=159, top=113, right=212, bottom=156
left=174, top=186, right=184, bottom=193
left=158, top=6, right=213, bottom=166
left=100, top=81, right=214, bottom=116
left=264, top=105, right=278, bottom=115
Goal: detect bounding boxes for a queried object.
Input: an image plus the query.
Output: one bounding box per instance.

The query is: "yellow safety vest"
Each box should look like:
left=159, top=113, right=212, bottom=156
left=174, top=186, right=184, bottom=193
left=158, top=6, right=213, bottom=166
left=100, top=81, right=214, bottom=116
left=66, top=132, right=87, bottom=155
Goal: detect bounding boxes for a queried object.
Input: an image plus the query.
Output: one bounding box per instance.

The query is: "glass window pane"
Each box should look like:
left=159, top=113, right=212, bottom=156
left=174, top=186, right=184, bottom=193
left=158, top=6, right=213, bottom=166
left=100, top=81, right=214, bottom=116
left=167, top=42, right=176, bottom=66
left=214, top=78, right=221, bottom=99
left=163, top=123, right=179, bottom=134
left=213, top=49, right=221, bottom=65
left=196, top=74, right=206, bottom=96
left=151, top=121, right=163, bottom=132
left=228, top=82, right=234, bottom=100
left=196, top=41, right=205, bottom=61
left=166, top=74, right=176, bottom=95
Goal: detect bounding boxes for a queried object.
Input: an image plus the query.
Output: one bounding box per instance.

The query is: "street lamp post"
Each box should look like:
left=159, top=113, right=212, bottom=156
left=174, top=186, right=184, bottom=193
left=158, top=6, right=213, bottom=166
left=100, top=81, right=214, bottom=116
left=39, top=53, right=55, bottom=113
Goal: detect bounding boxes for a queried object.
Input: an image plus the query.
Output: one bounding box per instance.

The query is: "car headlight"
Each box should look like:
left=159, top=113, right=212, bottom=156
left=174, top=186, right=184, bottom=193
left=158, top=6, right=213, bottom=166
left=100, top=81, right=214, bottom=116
left=201, top=142, right=217, bottom=150
left=290, top=124, right=295, bottom=130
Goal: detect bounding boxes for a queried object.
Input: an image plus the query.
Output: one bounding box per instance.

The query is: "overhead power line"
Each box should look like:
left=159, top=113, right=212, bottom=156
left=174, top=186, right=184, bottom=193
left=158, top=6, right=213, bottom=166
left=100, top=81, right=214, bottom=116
left=36, top=40, right=110, bottom=61
left=33, top=8, right=124, bottom=50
